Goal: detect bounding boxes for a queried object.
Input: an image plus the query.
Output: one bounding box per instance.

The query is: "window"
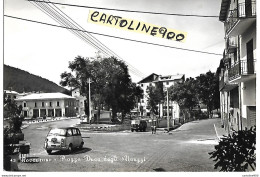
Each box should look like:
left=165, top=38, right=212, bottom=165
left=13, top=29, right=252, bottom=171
left=72, top=129, right=78, bottom=136
left=35, top=102, right=37, bottom=107
left=76, top=129, right=81, bottom=135
left=67, top=129, right=72, bottom=136
left=141, top=84, right=143, bottom=87
left=57, top=101, right=60, bottom=107
left=49, top=102, right=52, bottom=107
left=13, top=96, right=16, bottom=99
left=23, top=102, right=27, bottom=107
left=166, top=82, right=169, bottom=85
left=42, top=102, right=45, bottom=107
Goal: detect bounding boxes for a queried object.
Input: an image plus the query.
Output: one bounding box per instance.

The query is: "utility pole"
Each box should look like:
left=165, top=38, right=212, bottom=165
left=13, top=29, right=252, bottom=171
left=167, top=88, right=169, bottom=132
left=88, top=78, right=92, bottom=124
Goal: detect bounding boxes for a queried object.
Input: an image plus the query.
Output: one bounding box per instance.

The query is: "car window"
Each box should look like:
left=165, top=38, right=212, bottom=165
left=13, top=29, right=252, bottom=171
left=48, top=129, right=66, bottom=136
left=76, top=129, right=81, bottom=135
left=67, top=129, right=73, bottom=136
left=72, top=129, right=78, bottom=136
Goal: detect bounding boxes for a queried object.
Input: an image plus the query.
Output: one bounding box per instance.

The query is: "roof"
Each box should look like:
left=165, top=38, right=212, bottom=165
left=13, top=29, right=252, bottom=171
left=219, top=0, right=230, bottom=22
left=158, top=74, right=185, bottom=82
left=4, top=90, right=19, bottom=94
left=15, top=92, right=75, bottom=101
left=137, top=73, right=159, bottom=84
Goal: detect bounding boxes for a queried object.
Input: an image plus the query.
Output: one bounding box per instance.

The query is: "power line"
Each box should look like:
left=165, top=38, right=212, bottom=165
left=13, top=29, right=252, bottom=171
left=43, top=0, right=146, bottom=78
left=29, top=0, right=145, bottom=78
left=4, top=15, right=223, bottom=56
left=27, top=0, right=219, bottom=18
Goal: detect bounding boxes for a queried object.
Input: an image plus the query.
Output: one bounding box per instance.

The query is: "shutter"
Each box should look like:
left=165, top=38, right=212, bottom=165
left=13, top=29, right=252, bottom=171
left=247, top=106, right=256, bottom=127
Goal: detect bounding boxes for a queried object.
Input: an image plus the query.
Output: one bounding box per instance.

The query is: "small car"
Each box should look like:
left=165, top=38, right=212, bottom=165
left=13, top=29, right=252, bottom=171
left=131, top=120, right=147, bottom=132
left=44, top=127, right=84, bottom=154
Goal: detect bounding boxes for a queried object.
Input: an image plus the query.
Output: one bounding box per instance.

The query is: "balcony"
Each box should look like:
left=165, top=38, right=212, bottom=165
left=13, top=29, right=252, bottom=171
left=228, top=59, right=256, bottom=83
left=219, top=71, right=238, bottom=91
left=225, top=1, right=256, bottom=36
left=226, top=37, right=237, bottom=54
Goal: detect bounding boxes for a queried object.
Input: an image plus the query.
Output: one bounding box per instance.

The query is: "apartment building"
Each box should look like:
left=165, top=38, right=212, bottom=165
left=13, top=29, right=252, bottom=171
left=218, top=0, right=256, bottom=132
left=137, top=73, right=185, bottom=119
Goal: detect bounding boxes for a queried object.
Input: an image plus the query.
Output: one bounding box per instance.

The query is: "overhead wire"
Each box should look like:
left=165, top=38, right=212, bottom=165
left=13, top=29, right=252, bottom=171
left=27, top=0, right=219, bottom=18
left=29, top=0, right=145, bottom=78
left=31, top=1, right=111, bottom=57
left=4, top=15, right=223, bottom=57
left=47, top=0, right=146, bottom=77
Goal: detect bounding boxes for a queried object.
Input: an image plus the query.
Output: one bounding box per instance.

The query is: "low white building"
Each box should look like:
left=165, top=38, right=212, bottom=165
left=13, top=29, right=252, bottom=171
left=4, top=90, right=19, bottom=100
left=15, top=92, right=77, bottom=118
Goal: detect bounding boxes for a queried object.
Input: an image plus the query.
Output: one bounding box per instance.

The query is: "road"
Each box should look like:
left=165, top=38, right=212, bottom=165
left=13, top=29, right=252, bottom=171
left=17, top=118, right=221, bottom=172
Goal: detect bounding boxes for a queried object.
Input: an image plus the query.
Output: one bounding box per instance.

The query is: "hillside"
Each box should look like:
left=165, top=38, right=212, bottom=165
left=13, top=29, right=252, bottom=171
left=4, top=65, right=68, bottom=93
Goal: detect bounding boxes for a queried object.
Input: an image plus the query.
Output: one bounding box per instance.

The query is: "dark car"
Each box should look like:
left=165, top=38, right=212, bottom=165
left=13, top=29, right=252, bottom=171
left=131, top=120, right=147, bottom=132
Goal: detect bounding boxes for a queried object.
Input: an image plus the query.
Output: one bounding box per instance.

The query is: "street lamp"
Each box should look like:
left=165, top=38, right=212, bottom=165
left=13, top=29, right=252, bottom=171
left=164, top=87, right=170, bottom=132
left=87, top=78, right=92, bottom=124
left=166, top=88, right=169, bottom=132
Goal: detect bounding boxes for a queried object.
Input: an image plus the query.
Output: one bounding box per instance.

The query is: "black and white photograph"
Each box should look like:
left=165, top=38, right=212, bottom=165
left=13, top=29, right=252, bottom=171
left=1, top=0, right=258, bottom=176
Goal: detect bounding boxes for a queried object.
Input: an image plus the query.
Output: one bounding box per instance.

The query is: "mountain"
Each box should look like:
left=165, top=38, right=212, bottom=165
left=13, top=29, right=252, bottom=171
left=4, top=64, right=68, bottom=93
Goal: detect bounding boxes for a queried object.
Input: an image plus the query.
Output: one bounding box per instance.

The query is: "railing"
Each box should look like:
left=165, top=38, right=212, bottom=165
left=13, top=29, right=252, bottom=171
left=219, top=70, right=232, bottom=91
left=226, top=0, right=256, bottom=34
left=227, top=37, right=237, bottom=49
left=228, top=59, right=256, bottom=80
left=219, top=76, right=225, bottom=91
left=238, top=1, right=256, bottom=17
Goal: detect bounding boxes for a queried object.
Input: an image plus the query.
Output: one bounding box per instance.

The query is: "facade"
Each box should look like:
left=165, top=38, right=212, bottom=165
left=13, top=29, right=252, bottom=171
left=4, top=90, right=19, bottom=100
left=137, top=73, right=185, bottom=119
left=15, top=92, right=77, bottom=118
left=218, top=0, right=256, bottom=132
left=71, top=88, right=87, bottom=116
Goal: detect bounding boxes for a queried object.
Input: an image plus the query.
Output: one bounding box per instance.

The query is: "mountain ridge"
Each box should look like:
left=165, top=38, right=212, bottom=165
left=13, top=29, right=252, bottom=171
left=4, top=64, right=68, bottom=94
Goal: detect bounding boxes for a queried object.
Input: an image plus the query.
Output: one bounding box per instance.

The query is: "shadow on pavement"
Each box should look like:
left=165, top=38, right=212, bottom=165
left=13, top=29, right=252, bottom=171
left=153, top=167, right=166, bottom=172
left=49, top=147, right=92, bottom=155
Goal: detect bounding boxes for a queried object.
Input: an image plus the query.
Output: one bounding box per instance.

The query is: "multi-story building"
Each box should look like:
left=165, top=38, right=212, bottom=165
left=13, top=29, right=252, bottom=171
left=71, top=88, right=87, bottom=116
left=15, top=92, right=77, bottom=118
left=218, top=0, right=256, bottom=132
left=137, top=73, right=185, bottom=119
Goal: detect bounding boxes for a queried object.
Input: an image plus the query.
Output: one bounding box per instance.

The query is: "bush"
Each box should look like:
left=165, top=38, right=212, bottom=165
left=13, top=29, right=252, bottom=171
left=209, top=126, right=256, bottom=171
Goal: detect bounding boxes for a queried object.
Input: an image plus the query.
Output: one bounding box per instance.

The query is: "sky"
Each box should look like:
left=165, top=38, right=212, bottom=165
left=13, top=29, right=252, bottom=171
left=3, top=0, right=225, bottom=85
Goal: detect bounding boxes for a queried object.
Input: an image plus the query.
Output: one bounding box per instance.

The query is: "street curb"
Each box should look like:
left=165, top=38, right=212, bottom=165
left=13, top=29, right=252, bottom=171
left=23, top=117, right=77, bottom=125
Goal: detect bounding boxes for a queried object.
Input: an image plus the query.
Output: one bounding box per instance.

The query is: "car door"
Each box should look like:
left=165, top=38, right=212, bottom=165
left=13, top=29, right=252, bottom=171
left=66, top=128, right=74, bottom=147
left=76, top=128, right=83, bottom=145
left=72, top=128, right=80, bottom=147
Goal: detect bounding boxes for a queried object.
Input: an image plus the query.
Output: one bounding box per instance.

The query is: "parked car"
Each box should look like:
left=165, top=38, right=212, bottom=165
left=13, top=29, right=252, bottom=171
left=44, top=127, right=84, bottom=154
left=131, top=120, right=147, bottom=132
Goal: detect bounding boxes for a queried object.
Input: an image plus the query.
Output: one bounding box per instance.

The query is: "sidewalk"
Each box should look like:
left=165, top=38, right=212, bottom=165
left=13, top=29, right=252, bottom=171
left=23, top=117, right=77, bottom=125
left=213, top=119, right=228, bottom=140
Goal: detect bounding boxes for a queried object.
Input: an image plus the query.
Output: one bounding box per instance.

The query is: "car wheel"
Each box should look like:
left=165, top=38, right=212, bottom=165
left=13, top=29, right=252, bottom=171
left=79, top=142, right=83, bottom=149
left=68, top=144, right=73, bottom=153
left=131, top=129, right=133, bottom=132
left=47, top=150, right=52, bottom=154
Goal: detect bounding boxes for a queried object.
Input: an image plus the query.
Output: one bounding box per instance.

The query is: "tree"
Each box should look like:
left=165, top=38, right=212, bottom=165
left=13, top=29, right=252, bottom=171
left=60, top=56, right=143, bottom=123
left=4, top=92, right=22, bottom=118
left=100, top=58, right=143, bottom=122
left=146, top=82, right=164, bottom=118
left=196, top=71, right=220, bottom=118
left=168, top=77, right=198, bottom=121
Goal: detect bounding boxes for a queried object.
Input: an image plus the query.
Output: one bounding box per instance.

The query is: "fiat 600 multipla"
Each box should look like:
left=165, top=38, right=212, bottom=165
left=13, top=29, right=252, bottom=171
left=44, top=127, right=84, bottom=154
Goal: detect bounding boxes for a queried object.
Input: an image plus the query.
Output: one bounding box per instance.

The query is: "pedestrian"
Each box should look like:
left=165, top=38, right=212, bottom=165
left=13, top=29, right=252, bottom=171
left=151, top=125, right=156, bottom=134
